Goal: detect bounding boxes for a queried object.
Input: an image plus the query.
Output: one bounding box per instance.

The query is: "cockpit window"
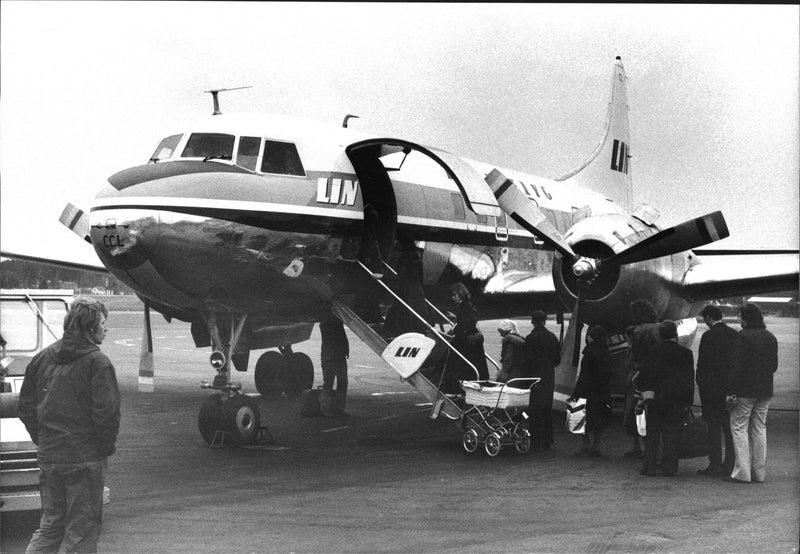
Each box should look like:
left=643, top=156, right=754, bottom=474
left=181, top=133, right=235, bottom=160
left=237, top=136, right=261, bottom=172
left=261, top=140, right=305, bottom=176
left=149, top=134, right=182, bottom=163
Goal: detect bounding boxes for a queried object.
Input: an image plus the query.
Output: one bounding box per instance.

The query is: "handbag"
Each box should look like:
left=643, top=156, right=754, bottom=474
left=565, top=398, right=586, bottom=434
left=465, top=331, right=484, bottom=346
left=636, top=406, right=647, bottom=437
left=677, top=407, right=709, bottom=459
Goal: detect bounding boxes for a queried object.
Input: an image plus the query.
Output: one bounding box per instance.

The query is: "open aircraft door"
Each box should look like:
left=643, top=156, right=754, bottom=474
left=346, top=140, right=503, bottom=234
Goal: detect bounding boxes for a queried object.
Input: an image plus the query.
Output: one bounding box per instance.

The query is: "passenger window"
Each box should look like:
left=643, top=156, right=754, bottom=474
left=237, top=136, right=261, bottom=171
left=261, top=140, right=305, bottom=176
left=181, top=133, right=234, bottom=160
left=451, top=193, right=465, bottom=220
left=149, top=134, right=182, bottom=163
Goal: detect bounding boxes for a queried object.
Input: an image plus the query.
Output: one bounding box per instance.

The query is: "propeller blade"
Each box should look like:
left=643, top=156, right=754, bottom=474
left=138, top=298, right=155, bottom=392
left=485, top=169, right=576, bottom=259
left=604, top=211, right=729, bottom=267
left=59, top=203, right=92, bottom=243
left=553, top=290, right=585, bottom=397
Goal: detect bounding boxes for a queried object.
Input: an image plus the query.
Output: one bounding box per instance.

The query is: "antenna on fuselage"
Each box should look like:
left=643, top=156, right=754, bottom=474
left=342, top=114, right=360, bottom=128
left=204, top=86, right=252, bottom=115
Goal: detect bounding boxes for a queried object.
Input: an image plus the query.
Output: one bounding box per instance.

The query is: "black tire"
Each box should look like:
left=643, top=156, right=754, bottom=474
left=283, top=352, right=314, bottom=397
left=485, top=432, right=502, bottom=457
left=462, top=428, right=479, bottom=453
left=221, top=395, right=261, bottom=445
left=198, top=394, right=224, bottom=445
left=290, top=352, right=314, bottom=390
left=254, top=351, right=285, bottom=396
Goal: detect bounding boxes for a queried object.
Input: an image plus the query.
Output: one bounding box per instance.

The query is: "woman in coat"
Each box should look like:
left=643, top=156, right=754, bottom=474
left=571, top=325, right=612, bottom=457
left=443, top=282, right=489, bottom=392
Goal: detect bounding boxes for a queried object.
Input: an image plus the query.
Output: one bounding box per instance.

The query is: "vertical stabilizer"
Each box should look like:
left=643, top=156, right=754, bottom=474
left=557, top=56, right=633, bottom=211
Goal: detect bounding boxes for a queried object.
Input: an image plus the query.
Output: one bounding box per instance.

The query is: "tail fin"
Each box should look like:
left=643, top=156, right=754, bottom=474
left=557, top=56, right=633, bottom=212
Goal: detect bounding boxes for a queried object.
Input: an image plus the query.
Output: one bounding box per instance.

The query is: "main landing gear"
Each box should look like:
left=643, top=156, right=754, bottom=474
left=253, top=346, right=314, bottom=398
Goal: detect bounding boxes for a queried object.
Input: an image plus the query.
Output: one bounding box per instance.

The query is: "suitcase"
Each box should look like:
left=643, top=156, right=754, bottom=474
left=677, top=407, right=709, bottom=459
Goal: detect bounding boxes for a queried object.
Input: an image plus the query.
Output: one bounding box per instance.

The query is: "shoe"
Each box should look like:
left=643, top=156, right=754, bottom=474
left=574, top=448, right=590, bottom=457
left=640, top=468, right=659, bottom=477
left=624, top=449, right=644, bottom=458
left=586, top=448, right=601, bottom=458
left=722, top=476, right=750, bottom=484
left=697, top=466, right=723, bottom=476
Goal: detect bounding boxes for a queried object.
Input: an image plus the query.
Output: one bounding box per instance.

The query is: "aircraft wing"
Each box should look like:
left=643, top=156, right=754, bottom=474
left=683, top=250, right=799, bottom=300
left=0, top=250, right=108, bottom=274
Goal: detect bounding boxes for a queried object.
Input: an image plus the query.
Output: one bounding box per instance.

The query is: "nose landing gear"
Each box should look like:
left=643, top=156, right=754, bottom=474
left=197, top=313, right=269, bottom=446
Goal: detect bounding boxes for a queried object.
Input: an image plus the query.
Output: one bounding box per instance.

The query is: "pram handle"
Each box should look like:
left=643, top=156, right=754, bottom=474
left=505, top=377, right=541, bottom=390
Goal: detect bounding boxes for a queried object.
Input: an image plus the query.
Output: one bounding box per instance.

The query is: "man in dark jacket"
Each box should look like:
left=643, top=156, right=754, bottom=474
left=319, top=315, right=350, bottom=417
left=19, top=298, right=121, bottom=553
left=638, top=320, right=694, bottom=476
left=696, top=304, right=739, bottom=476
left=724, top=303, right=778, bottom=484
left=524, top=310, right=561, bottom=450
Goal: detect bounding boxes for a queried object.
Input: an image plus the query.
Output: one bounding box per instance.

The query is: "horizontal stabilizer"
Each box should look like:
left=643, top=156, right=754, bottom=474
left=382, top=333, right=436, bottom=379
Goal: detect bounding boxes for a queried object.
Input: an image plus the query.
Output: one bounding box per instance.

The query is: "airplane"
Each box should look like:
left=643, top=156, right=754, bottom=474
left=5, top=56, right=798, bottom=447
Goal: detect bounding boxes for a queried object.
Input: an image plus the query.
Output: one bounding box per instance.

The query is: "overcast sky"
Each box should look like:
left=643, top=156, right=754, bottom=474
left=1, top=2, right=798, bottom=266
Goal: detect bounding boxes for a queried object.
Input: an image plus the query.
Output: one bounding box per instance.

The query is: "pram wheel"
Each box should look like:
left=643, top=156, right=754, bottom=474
left=462, top=428, right=479, bottom=453
left=485, top=432, right=502, bottom=457
left=514, top=429, right=531, bottom=454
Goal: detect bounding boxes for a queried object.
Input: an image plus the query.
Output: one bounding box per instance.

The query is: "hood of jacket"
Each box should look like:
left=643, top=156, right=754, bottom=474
left=52, top=331, right=100, bottom=364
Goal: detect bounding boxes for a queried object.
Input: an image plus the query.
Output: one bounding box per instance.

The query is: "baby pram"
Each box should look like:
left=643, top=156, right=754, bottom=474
left=459, top=378, right=540, bottom=456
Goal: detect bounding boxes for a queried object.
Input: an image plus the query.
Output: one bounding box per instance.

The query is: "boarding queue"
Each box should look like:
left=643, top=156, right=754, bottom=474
left=493, top=301, right=779, bottom=483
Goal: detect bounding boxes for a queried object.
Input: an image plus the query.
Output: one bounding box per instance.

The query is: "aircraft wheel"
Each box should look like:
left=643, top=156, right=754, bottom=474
left=198, top=394, right=224, bottom=445
left=514, top=429, right=531, bottom=454
left=283, top=352, right=314, bottom=397
left=290, top=352, right=314, bottom=390
left=222, top=395, right=261, bottom=445
left=254, top=351, right=286, bottom=396
left=462, top=428, right=479, bottom=453
left=485, top=432, right=502, bottom=457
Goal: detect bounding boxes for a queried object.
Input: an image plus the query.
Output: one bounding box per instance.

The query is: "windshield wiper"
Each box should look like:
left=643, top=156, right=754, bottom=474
left=203, top=154, right=232, bottom=162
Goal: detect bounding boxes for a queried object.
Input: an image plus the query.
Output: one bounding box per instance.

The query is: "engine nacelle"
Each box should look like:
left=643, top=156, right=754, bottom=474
left=552, top=213, right=688, bottom=329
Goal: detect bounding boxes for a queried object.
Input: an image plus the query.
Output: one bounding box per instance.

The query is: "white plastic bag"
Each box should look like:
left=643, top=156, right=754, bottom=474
left=636, top=406, right=647, bottom=437
left=565, top=398, right=586, bottom=434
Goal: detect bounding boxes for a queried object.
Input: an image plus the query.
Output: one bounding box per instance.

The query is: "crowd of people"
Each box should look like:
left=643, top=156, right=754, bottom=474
left=14, top=286, right=781, bottom=552
left=488, top=299, right=779, bottom=483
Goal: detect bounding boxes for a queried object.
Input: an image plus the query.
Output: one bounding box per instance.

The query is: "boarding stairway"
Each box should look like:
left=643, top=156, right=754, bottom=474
left=330, top=260, right=500, bottom=423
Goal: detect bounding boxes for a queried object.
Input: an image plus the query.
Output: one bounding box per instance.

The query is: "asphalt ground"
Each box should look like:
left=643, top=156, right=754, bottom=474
left=2, top=314, right=798, bottom=553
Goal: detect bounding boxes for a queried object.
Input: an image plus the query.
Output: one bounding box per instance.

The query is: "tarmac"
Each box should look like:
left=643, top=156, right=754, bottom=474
left=2, top=313, right=798, bottom=553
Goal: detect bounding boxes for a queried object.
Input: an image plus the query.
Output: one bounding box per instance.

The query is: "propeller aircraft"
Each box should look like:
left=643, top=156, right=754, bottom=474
left=7, top=56, right=798, bottom=445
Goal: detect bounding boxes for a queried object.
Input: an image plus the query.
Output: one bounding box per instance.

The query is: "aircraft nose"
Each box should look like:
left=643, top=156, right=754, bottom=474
left=90, top=210, right=158, bottom=271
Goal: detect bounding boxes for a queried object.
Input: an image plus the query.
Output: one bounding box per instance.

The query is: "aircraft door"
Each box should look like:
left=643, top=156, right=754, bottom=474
left=345, top=144, right=397, bottom=269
